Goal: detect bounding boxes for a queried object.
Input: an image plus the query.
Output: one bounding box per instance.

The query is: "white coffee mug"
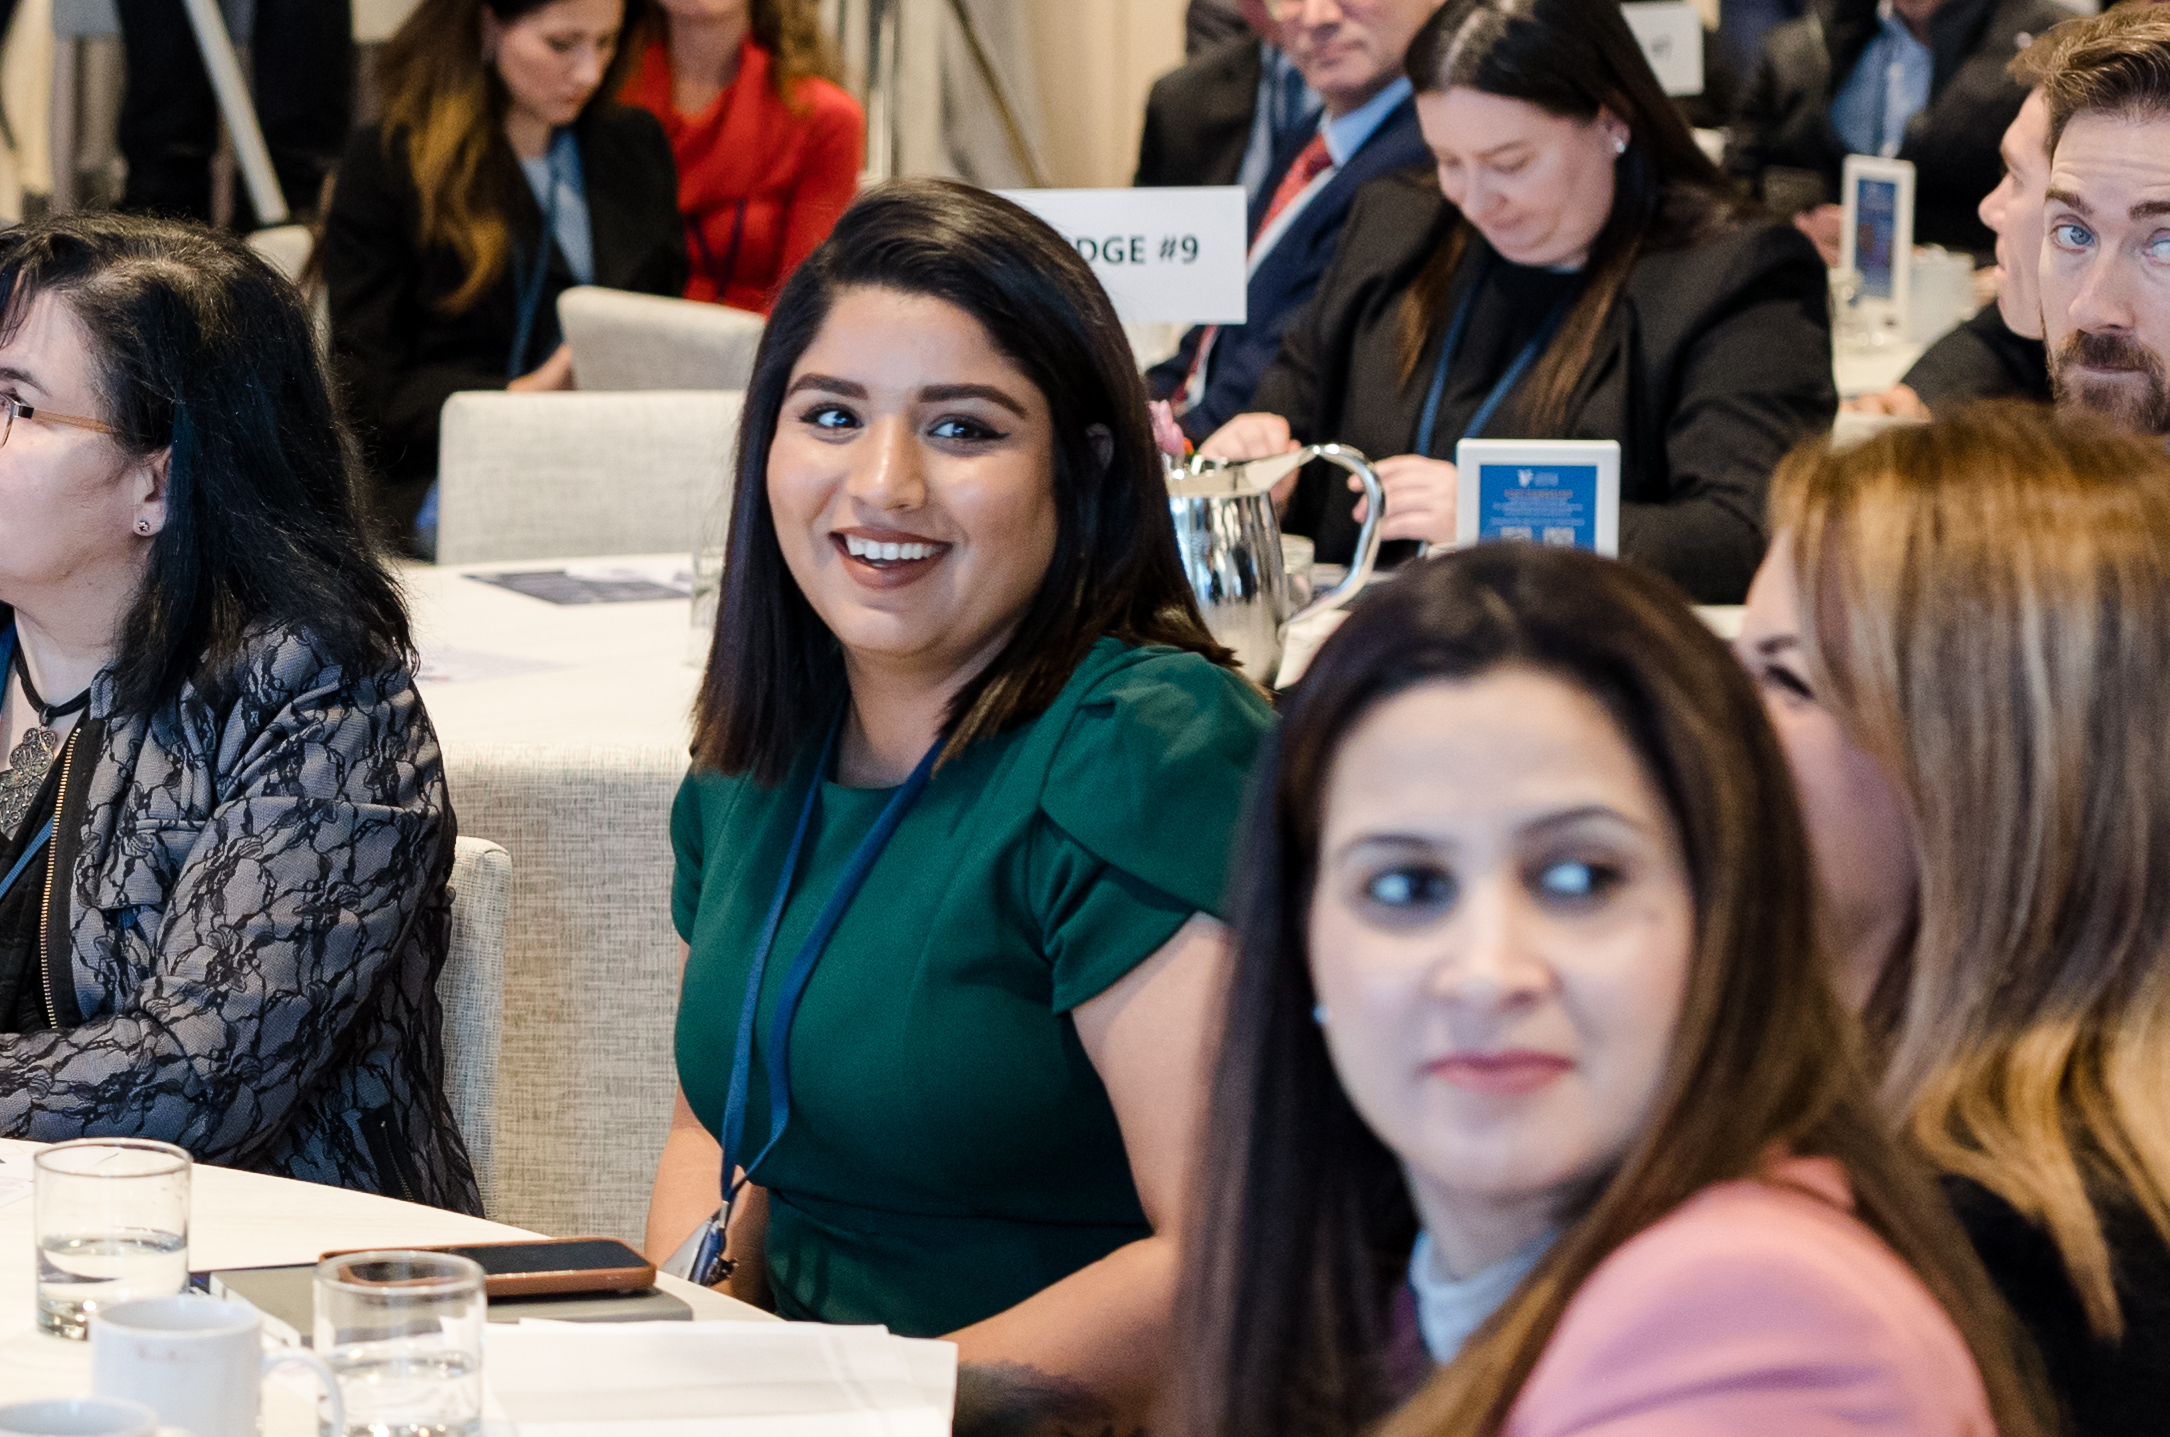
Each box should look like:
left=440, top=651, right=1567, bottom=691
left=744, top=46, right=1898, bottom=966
left=90, top=1296, right=344, bottom=1437
left=0, top=1398, right=160, bottom=1437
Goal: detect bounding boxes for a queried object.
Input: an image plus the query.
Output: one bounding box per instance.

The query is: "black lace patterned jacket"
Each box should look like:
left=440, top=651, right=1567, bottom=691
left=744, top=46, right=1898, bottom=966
left=0, top=626, right=482, bottom=1214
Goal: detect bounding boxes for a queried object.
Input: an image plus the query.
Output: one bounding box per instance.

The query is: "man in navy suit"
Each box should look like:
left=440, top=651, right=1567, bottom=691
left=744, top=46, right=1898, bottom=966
left=1152, top=0, right=1445, bottom=441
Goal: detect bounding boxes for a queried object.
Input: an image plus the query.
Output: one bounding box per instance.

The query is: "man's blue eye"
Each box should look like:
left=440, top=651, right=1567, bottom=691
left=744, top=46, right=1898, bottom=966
left=2053, top=221, right=2095, bottom=250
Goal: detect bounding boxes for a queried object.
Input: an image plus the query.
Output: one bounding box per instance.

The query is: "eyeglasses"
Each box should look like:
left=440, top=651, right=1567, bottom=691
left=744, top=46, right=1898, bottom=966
left=0, top=395, right=115, bottom=447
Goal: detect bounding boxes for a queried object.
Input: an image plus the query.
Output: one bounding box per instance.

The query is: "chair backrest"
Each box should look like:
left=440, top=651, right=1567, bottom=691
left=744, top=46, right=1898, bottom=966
left=442, top=836, right=511, bottom=1216
left=439, top=742, right=687, bottom=1244
left=434, top=389, right=743, bottom=565
left=559, top=285, right=767, bottom=392
left=246, top=224, right=314, bottom=282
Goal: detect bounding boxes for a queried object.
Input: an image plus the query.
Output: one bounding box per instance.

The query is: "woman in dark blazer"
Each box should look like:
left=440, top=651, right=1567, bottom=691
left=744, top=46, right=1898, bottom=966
left=1204, top=0, right=1835, bottom=604
left=322, top=0, right=688, bottom=546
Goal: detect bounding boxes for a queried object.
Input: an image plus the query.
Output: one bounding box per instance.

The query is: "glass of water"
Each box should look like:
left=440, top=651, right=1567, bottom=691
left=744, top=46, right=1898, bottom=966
left=33, top=1139, right=191, bottom=1340
left=315, top=1251, right=485, bottom=1437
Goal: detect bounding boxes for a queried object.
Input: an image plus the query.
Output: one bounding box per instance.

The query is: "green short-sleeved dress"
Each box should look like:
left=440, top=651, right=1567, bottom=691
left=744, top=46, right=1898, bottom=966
left=671, top=637, right=1273, bottom=1337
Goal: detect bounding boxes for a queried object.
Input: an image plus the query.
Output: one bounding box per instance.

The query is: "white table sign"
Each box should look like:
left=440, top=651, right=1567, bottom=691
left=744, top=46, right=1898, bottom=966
left=1841, top=155, right=1917, bottom=316
left=999, top=186, right=1248, bottom=325
left=1455, top=439, right=1623, bottom=557
left=1622, top=2, right=1706, bottom=97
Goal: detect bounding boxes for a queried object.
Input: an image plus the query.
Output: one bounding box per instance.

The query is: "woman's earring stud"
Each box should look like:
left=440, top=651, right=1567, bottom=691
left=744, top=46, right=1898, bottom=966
left=1312, top=1003, right=1330, bottom=1027
left=1613, top=136, right=1628, bottom=155
left=134, top=518, right=151, bottom=535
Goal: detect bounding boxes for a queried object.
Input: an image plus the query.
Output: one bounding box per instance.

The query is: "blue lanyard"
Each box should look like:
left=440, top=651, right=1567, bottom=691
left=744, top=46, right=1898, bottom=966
left=507, top=137, right=568, bottom=381
left=0, top=627, right=54, bottom=904
left=1413, top=253, right=1579, bottom=459
left=719, top=716, right=942, bottom=1205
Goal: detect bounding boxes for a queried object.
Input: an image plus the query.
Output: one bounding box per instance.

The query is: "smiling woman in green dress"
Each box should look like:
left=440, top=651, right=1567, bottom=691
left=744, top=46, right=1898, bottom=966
left=645, top=179, right=1275, bottom=1435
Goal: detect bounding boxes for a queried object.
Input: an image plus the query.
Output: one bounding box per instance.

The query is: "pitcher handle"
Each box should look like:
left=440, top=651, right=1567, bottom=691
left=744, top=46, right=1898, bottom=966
left=1285, top=443, right=1386, bottom=629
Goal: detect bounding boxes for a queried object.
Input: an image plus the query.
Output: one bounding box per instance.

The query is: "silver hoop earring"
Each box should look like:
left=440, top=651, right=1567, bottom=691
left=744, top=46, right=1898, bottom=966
left=134, top=518, right=151, bottom=535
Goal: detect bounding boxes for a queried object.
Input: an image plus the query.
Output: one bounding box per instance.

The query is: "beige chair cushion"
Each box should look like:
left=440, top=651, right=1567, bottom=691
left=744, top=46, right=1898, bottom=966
left=434, top=390, right=742, bottom=566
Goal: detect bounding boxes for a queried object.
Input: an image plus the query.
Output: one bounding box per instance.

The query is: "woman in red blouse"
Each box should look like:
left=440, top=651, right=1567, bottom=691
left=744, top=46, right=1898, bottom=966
left=624, top=0, right=864, bottom=313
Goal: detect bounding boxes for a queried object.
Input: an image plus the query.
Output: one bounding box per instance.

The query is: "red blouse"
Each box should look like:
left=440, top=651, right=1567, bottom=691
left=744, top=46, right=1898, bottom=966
left=623, top=38, right=865, bottom=314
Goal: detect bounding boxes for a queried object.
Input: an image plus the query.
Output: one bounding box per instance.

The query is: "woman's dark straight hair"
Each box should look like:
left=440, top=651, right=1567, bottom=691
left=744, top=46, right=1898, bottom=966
left=691, top=178, right=1235, bottom=783
left=1174, top=546, right=2052, bottom=1437
left=0, top=213, right=410, bottom=719
left=1397, top=0, right=1749, bottom=431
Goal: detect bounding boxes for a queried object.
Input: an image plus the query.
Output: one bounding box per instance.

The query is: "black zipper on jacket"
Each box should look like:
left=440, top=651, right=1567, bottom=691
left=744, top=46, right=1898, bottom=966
left=38, top=727, right=81, bottom=1029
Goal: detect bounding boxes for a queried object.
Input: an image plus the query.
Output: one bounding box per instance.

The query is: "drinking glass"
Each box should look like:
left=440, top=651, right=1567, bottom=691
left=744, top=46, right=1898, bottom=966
left=33, top=1140, right=191, bottom=1340
left=315, top=1251, right=486, bottom=1437
left=687, top=543, right=726, bottom=668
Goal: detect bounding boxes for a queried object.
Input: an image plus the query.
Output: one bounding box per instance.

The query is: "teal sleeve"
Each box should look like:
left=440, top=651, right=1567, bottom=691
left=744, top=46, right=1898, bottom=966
left=671, top=769, right=706, bottom=944
left=1034, top=651, right=1275, bottom=1011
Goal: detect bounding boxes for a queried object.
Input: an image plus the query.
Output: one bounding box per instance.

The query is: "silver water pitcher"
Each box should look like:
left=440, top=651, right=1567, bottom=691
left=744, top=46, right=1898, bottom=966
left=1166, top=443, right=1387, bottom=685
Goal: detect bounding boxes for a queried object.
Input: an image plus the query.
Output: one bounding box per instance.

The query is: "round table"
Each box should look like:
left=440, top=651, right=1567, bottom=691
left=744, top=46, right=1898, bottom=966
left=0, top=1140, right=765, bottom=1422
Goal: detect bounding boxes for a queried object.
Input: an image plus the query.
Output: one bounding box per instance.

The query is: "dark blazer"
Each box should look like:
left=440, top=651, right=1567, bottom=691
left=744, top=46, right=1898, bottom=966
left=1901, top=301, right=2050, bottom=410
left=1254, top=168, right=1836, bottom=604
left=17, top=627, right=480, bottom=1215
left=1134, top=35, right=1262, bottom=189
left=1723, top=0, right=2069, bottom=255
left=1945, top=1175, right=2170, bottom=1437
left=323, top=103, right=689, bottom=535
left=1151, top=96, right=1429, bottom=441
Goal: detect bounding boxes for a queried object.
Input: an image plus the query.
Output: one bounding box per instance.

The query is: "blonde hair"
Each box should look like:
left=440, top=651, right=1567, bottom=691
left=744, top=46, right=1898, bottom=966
left=376, top=0, right=641, bottom=315
left=1769, top=401, right=2170, bottom=1339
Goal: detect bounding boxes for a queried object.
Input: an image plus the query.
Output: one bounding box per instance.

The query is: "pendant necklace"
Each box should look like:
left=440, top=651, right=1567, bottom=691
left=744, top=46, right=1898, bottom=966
left=0, top=646, right=91, bottom=836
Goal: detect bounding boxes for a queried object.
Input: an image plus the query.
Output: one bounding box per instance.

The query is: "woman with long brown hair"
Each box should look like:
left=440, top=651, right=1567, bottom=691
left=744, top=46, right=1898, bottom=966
left=1201, top=0, right=1835, bottom=602
left=1179, top=544, right=2049, bottom=1437
left=1737, top=402, right=2170, bottom=1435
left=620, top=0, right=864, bottom=313
left=322, top=0, right=688, bottom=549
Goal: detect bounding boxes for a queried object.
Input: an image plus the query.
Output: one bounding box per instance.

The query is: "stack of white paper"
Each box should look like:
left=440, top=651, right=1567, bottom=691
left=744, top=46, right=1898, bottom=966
left=481, top=1320, right=957, bottom=1437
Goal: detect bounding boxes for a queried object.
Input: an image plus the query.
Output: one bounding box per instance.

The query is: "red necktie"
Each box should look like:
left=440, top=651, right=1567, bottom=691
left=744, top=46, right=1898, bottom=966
left=1254, top=133, right=1335, bottom=245
left=1178, top=133, right=1336, bottom=416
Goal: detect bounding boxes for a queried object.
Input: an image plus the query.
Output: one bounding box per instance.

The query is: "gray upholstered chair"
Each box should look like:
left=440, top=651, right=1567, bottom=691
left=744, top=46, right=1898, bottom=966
left=437, top=744, right=685, bottom=1244
left=433, top=389, right=742, bottom=566
left=442, top=836, right=511, bottom=1217
left=558, top=286, right=767, bottom=393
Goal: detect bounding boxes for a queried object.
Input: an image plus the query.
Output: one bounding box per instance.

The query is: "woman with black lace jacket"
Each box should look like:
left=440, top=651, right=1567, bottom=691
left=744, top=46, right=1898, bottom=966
left=0, top=212, right=480, bottom=1214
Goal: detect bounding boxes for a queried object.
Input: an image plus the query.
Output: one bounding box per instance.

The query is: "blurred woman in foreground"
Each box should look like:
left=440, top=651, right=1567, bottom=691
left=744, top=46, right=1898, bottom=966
left=1180, top=544, right=2046, bottom=1436
left=1739, top=403, right=2170, bottom=1435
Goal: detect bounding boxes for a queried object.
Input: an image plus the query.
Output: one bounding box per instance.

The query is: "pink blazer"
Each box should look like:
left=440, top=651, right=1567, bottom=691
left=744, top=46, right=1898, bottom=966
left=1503, top=1159, right=1997, bottom=1437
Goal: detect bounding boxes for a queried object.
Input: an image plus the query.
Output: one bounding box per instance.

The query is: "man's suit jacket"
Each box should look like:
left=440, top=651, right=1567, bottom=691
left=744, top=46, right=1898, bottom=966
left=1724, top=0, right=2070, bottom=255
left=1134, top=35, right=1263, bottom=189
left=1151, top=96, right=1429, bottom=441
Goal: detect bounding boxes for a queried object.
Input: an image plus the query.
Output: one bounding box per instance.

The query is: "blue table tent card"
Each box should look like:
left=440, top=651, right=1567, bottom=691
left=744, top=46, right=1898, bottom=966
left=1454, top=439, right=1621, bottom=557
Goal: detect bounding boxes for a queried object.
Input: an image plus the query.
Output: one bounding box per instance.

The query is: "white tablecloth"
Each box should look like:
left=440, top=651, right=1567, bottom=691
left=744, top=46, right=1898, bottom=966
left=0, top=1139, right=765, bottom=1424
left=1833, top=340, right=1926, bottom=399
